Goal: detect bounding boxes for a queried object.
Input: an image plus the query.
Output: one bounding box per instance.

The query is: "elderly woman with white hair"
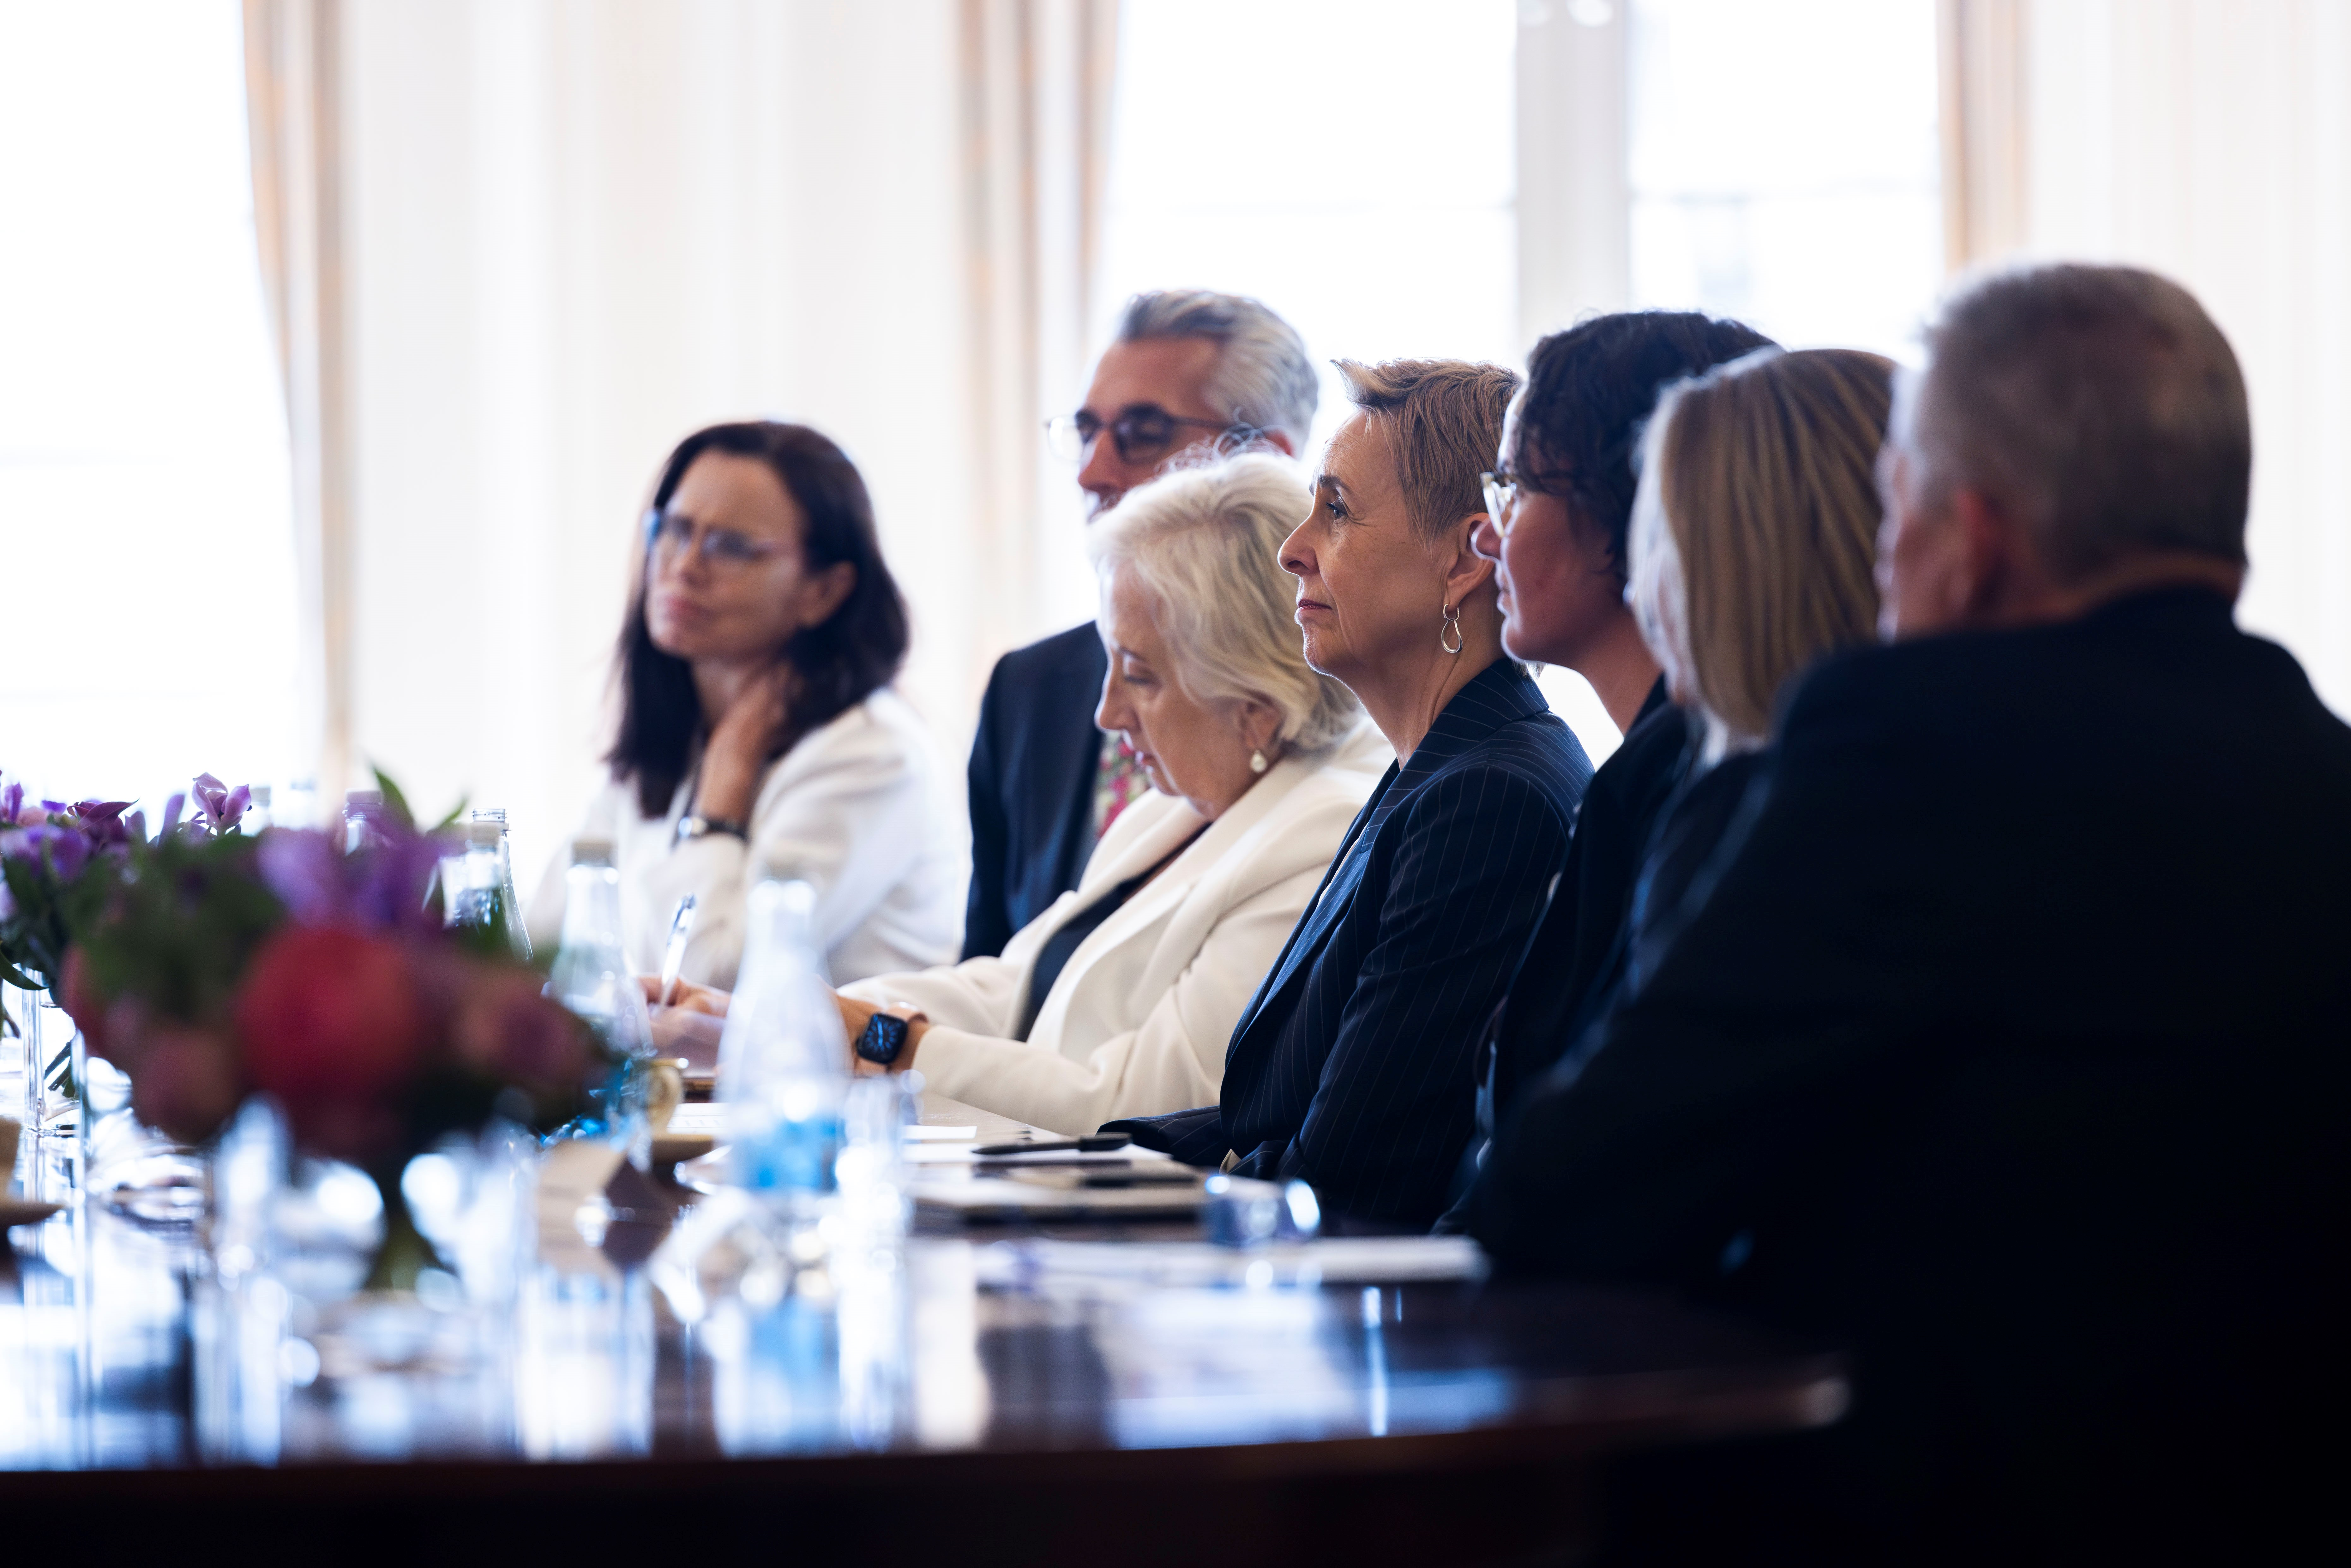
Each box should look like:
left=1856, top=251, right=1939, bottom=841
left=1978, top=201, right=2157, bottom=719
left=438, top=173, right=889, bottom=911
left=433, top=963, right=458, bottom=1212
left=659, top=452, right=1385, bottom=1134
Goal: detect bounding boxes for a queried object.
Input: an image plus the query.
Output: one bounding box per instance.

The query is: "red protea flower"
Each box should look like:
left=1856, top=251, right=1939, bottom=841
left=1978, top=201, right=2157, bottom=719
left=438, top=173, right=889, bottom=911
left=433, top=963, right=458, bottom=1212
left=234, top=925, right=429, bottom=1160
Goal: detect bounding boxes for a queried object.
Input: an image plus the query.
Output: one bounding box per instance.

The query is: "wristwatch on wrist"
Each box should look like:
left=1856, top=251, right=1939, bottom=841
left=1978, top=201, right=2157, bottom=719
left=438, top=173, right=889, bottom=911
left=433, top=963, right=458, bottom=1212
left=675, top=813, right=749, bottom=844
left=854, top=1005, right=928, bottom=1068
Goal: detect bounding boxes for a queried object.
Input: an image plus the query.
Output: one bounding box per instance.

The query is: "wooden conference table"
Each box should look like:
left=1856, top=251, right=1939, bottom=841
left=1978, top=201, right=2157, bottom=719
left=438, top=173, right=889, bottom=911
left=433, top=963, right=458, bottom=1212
left=1, top=1094, right=1847, bottom=1565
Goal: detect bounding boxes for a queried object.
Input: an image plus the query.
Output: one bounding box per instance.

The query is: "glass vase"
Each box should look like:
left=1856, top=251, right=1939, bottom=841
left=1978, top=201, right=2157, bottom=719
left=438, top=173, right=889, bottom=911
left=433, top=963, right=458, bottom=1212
left=13, top=985, right=80, bottom=1201
left=82, top=1049, right=208, bottom=1233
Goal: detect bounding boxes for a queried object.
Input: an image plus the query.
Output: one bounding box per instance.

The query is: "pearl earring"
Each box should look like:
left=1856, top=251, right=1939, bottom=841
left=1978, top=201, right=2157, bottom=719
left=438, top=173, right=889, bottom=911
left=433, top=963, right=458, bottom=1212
left=1249, top=748, right=1268, bottom=774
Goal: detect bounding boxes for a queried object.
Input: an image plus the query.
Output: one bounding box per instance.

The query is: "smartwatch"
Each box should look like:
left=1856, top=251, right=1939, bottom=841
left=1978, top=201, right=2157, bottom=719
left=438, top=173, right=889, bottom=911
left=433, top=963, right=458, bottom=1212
left=854, top=1005, right=928, bottom=1068
left=676, top=813, right=749, bottom=844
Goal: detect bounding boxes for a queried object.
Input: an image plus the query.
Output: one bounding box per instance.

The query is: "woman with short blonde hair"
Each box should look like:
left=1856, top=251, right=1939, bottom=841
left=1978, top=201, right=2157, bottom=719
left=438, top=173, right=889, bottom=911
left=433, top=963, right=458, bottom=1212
left=1114, top=357, right=1597, bottom=1228
left=1631, top=348, right=1895, bottom=760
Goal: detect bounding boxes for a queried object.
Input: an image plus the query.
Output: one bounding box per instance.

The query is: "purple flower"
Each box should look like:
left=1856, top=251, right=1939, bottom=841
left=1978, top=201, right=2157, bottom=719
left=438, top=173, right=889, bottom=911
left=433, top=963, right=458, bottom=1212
left=159, top=793, right=187, bottom=839
left=1, top=778, right=21, bottom=826
left=256, top=821, right=450, bottom=936
left=352, top=828, right=453, bottom=937
left=1, top=823, right=93, bottom=883
left=255, top=829, right=347, bottom=925
left=71, top=800, right=135, bottom=848
left=189, top=774, right=252, bottom=838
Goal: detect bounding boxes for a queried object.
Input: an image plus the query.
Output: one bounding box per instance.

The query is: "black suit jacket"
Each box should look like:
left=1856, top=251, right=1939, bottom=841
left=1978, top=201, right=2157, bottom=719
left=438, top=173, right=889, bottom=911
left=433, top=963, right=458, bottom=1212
left=1116, top=660, right=1594, bottom=1226
left=1472, top=588, right=2351, bottom=1558
left=1486, top=677, right=1690, bottom=1124
left=962, top=623, right=1108, bottom=959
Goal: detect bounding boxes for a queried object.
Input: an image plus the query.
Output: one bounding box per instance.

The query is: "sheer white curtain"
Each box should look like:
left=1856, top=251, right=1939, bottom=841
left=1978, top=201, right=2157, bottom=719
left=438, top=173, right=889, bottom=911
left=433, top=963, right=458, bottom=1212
left=245, top=0, right=1115, bottom=893
left=0, top=1, right=298, bottom=813
left=243, top=0, right=352, bottom=813
left=962, top=0, right=1122, bottom=662
left=1962, top=0, right=2351, bottom=714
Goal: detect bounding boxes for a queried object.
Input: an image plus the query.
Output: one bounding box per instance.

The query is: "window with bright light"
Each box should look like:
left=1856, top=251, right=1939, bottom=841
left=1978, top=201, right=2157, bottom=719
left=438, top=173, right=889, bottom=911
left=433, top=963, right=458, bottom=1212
left=1105, top=0, right=1942, bottom=760
left=0, top=1, right=298, bottom=814
left=1099, top=0, right=1521, bottom=456
left=1628, top=0, right=1943, bottom=358
left=1099, top=0, right=1574, bottom=745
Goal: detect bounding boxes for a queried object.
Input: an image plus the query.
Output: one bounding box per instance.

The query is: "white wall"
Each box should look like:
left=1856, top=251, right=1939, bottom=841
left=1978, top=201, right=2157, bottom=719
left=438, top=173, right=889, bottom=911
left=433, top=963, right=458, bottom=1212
left=2022, top=0, right=2351, bottom=713
left=340, top=0, right=988, bottom=893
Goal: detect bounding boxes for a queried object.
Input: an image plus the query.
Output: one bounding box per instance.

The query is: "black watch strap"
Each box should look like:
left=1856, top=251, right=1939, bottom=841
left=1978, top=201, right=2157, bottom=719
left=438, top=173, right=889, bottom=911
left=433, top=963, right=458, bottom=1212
left=676, top=813, right=749, bottom=844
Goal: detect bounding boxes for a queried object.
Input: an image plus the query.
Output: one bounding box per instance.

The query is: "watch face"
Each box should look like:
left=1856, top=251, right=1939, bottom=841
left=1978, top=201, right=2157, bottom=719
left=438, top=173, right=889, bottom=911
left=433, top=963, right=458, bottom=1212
left=855, top=1012, right=910, bottom=1066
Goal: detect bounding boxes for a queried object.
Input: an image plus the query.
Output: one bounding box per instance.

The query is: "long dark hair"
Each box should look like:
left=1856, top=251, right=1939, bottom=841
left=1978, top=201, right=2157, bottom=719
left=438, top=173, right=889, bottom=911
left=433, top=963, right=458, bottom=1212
left=607, top=421, right=910, bottom=817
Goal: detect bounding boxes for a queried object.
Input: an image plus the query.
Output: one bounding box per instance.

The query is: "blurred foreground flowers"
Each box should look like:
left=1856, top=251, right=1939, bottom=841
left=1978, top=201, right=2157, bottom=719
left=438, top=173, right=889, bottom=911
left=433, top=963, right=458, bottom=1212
left=3, top=768, right=606, bottom=1166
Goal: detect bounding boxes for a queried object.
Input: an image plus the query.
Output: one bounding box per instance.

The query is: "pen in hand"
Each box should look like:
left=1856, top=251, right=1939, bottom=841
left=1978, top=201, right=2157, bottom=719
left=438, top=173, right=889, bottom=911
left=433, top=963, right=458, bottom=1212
left=657, top=895, right=698, bottom=1006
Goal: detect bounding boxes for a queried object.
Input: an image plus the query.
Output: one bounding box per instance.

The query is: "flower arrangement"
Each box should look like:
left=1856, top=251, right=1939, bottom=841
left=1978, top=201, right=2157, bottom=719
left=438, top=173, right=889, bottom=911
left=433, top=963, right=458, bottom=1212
left=6, top=767, right=606, bottom=1167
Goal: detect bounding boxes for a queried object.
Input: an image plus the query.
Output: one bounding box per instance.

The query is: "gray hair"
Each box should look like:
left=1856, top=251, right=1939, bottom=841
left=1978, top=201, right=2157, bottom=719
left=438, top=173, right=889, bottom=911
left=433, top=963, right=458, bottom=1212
left=1089, top=452, right=1360, bottom=752
left=1116, top=290, right=1319, bottom=450
left=1910, top=263, right=2251, bottom=578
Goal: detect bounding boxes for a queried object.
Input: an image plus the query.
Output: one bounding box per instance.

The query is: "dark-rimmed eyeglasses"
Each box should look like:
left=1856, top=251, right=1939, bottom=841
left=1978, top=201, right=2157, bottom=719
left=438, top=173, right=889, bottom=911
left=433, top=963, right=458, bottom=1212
left=1046, top=404, right=1257, bottom=465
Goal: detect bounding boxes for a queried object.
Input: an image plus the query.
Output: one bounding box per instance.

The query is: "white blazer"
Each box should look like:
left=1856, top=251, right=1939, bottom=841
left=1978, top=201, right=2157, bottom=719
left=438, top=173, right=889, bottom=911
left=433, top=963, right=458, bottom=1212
left=841, top=722, right=1390, bottom=1136
left=528, top=691, right=965, bottom=989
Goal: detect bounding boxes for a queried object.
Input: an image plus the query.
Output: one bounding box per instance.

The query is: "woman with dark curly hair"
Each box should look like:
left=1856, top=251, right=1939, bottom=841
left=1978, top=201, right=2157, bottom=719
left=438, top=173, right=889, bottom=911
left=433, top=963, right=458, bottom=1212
left=1458, top=312, right=1775, bottom=1151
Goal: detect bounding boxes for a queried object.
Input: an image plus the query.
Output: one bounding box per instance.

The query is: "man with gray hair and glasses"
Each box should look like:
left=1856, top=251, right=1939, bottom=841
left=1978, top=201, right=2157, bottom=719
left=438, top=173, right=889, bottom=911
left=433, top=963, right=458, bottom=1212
left=1471, top=264, right=2351, bottom=1559
left=962, top=290, right=1318, bottom=958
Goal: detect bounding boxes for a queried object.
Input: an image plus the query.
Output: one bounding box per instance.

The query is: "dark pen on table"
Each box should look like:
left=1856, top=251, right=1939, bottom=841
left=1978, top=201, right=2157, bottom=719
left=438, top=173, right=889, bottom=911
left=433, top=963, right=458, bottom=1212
left=970, top=1133, right=1133, bottom=1157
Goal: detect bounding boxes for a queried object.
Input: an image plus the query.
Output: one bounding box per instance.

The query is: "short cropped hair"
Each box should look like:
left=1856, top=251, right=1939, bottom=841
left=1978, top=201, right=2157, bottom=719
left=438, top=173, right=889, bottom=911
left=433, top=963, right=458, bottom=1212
left=1632, top=349, right=1894, bottom=745
left=1913, top=263, right=2251, bottom=576
left=1090, top=452, right=1361, bottom=751
left=1510, top=311, right=1777, bottom=585
left=1116, top=290, right=1319, bottom=450
left=1335, top=358, right=1523, bottom=543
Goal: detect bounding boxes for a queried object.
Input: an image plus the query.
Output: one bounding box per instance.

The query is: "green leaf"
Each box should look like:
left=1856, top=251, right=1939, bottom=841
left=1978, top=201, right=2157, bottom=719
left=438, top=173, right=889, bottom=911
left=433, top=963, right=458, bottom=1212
left=371, top=764, right=417, bottom=830
left=0, top=959, right=38, bottom=991
left=431, top=793, right=471, bottom=832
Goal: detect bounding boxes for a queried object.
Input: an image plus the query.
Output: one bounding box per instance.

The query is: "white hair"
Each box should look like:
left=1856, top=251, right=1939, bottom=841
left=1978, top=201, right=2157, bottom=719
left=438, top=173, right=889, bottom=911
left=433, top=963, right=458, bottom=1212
left=1115, top=290, right=1318, bottom=450
left=1089, top=452, right=1360, bottom=752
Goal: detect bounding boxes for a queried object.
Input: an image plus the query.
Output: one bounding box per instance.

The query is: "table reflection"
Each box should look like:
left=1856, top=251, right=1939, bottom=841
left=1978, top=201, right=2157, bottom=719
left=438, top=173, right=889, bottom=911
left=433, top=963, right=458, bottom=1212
left=4, top=1146, right=1841, bottom=1478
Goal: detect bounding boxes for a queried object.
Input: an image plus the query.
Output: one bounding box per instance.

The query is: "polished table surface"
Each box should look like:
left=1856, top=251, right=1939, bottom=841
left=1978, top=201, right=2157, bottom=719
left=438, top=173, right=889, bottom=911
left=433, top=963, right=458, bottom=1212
left=2, top=1094, right=1848, bottom=1565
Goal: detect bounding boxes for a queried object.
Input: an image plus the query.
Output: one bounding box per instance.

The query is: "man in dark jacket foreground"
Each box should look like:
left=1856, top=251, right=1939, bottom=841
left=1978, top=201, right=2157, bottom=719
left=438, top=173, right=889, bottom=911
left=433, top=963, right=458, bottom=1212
left=1472, top=263, right=2351, bottom=1561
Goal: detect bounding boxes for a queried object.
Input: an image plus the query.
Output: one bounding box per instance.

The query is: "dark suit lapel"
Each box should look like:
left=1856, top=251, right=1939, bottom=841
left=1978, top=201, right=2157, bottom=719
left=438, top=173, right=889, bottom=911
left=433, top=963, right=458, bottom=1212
left=1220, top=662, right=1555, bottom=1082
left=1224, top=770, right=1390, bottom=1058
left=1228, top=832, right=1374, bottom=1055
left=1046, top=636, right=1113, bottom=892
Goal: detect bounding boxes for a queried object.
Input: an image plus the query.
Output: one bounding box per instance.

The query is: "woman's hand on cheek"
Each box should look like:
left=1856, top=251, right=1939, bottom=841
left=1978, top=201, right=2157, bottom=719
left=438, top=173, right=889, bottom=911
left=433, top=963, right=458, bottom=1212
left=700, top=664, right=793, bottom=822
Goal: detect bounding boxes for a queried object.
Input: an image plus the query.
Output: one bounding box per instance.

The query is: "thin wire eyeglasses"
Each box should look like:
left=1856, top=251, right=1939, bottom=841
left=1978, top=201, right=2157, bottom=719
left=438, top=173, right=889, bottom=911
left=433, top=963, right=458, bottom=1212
left=642, top=509, right=789, bottom=571
left=1479, top=471, right=1524, bottom=538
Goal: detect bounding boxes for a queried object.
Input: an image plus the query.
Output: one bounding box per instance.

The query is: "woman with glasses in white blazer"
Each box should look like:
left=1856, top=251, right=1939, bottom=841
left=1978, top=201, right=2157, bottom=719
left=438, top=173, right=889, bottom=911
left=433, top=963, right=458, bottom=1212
left=532, top=421, right=963, bottom=991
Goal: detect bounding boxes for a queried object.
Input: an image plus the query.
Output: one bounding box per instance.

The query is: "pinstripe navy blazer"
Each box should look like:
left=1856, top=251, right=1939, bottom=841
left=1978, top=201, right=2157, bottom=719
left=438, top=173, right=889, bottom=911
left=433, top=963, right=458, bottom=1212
left=1110, top=658, right=1593, bottom=1226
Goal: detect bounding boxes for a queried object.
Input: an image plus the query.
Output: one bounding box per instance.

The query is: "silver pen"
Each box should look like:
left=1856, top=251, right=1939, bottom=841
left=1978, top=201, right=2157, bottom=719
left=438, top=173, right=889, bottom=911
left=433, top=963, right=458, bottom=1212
left=657, top=895, right=698, bottom=1006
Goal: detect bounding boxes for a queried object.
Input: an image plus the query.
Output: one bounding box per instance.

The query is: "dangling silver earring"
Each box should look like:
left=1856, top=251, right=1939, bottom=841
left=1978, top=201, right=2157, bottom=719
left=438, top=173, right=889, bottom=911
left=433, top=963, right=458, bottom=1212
left=1249, top=748, right=1268, bottom=774
left=1440, top=600, right=1464, bottom=655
